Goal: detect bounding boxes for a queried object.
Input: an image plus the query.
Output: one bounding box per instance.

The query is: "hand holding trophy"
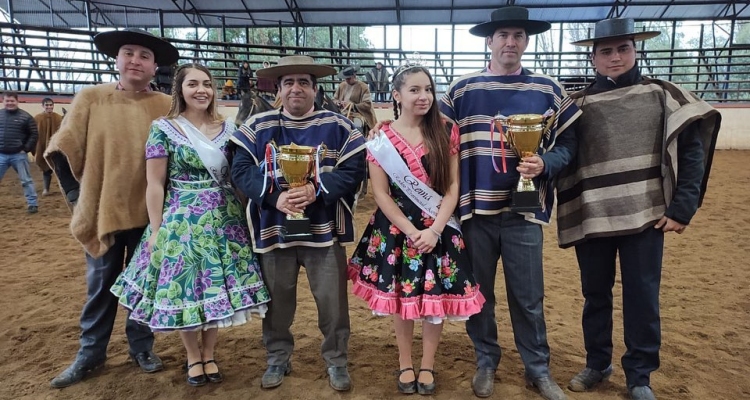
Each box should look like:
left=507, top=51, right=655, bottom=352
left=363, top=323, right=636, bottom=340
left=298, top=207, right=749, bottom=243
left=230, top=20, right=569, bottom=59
left=491, top=111, right=555, bottom=212
left=268, top=141, right=328, bottom=240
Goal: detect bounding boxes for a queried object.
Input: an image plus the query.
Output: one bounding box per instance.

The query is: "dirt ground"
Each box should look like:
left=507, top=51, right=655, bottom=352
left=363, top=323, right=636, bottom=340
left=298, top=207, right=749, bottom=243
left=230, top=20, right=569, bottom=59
left=1, top=150, right=749, bottom=400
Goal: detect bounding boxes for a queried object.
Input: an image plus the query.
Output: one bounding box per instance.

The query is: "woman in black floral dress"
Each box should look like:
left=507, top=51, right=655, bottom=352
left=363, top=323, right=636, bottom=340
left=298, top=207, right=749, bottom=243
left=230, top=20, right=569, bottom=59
left=348, top=64, right=484, bottom=395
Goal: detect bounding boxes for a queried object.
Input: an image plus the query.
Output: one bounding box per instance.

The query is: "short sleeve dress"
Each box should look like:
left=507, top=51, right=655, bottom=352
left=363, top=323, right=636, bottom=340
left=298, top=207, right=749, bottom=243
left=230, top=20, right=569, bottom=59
left=111, top=118, right=270, bottom=331
left=348, top=123, right=485, bottom=323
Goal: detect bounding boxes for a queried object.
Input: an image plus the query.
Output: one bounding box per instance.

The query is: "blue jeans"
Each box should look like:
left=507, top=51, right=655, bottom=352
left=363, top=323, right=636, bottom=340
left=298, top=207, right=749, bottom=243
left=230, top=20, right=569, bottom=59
left=77, top=228, right=154, bottom=365
left=0, top=152, right=37, bottom=206
left=463, top=212, right=551, bottom=379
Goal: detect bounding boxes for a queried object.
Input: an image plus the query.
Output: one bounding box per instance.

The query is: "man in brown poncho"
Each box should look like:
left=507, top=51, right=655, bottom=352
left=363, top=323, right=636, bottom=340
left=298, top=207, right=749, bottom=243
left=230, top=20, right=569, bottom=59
left=333, top=65, right=377, bottom=133
left=33, top=97, right=63, bottom=195
left=558, top=18, right=720, bottom=400
left=45, top=29, right=179, bottom=389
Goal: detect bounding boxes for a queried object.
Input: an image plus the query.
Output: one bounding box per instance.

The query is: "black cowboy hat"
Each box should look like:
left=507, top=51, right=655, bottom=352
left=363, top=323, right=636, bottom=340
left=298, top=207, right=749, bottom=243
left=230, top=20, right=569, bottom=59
left=571, top=18, right=661, bottom=47
left=256, top=55, right=337, bottom=80
left=94, top=28, right=179, bottom=66
left=337, top=65, right=360, bottom=79
left=469, top=6, right=551, bottom=37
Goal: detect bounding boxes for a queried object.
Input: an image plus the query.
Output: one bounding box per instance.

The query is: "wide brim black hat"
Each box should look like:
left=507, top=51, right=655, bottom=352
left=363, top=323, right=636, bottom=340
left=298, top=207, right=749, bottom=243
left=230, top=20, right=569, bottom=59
left=469, top=6, right=551, bottom=37
left=94, top=29, right=179, bottom=66
left=571, top=18, right=661, bottom=46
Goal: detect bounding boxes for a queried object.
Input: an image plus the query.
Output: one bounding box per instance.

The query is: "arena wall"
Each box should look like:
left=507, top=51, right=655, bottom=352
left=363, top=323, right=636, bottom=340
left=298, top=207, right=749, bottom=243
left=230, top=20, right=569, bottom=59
left=16, top=102, right=750, bottom=150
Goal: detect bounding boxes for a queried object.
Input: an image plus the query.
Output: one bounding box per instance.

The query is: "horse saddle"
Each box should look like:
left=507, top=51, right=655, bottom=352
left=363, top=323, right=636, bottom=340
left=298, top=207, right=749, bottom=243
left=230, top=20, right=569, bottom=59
left=342, top=103, right=368, bottom=132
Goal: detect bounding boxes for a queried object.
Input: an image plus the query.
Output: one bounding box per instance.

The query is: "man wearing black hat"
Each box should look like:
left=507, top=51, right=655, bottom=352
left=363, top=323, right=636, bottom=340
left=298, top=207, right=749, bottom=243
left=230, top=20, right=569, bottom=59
left=440, top=6, right=580, bottom=400
left=45, top=29, right=180, bottom=388
left=558, top=18, right=720, bottom=400
left=333, top=65, right=377, bottom=133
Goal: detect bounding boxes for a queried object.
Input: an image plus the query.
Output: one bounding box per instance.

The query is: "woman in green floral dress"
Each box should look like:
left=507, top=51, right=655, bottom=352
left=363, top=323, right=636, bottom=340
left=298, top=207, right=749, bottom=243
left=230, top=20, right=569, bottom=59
left=111, top=64, right=269, bottom=386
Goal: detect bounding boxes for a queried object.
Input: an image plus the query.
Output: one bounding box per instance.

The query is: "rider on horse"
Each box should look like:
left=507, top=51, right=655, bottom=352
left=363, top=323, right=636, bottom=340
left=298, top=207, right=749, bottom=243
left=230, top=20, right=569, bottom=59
left=333, top=65, right=377, bottom=134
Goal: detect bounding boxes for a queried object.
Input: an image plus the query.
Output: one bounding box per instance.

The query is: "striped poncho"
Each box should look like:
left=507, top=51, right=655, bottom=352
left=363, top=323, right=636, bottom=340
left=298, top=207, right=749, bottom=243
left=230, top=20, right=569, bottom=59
left=556, top=79, right=721, bottom=248
left=231, top=108, right=366, bottom=253
left=440, top=68, right=581, bottom=224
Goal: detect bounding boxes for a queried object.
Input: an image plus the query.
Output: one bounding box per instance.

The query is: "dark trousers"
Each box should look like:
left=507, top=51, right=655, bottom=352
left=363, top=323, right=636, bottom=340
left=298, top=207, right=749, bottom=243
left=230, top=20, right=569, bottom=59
left=463, top=213, right=551, bottom=378
left=43, top=169, right=53, bottom=191
left=259, top=245, right=350, bottom=368
left=77, top=228, right=154, bottom=364
left=375, top=91, right=388, bottom=103
left=575, top=227, right=664, bottom=387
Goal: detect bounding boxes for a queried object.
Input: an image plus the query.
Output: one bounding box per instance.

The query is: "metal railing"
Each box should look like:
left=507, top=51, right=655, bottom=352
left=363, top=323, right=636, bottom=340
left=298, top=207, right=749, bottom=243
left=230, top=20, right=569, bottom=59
left=2, top=23, right=749, bottom=102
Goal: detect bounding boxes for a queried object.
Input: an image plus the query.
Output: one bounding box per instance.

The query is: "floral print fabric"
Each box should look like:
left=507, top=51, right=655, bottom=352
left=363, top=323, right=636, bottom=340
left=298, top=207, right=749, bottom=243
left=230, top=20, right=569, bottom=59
left=111, top=119, right=270, bottom=331
left=348, top=127, right=484, bottom=322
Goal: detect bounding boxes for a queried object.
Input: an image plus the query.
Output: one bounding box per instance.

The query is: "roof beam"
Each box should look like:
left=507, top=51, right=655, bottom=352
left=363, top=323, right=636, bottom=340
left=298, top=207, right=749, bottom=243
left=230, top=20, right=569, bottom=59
left=239, top=0, right=257, bottom=26
left=395, top=0, right=401, bottom=25
left=718, top=0, right=749, bottom=18
left=283, top=0, right=303, bottom=25
left=657, top=0, right=676, bottom=20
left=607, top=0, right=631, bottom=18
left=34, top=0, right=71, bottom=26
left=65, top=0, right=116, bottom=27
left=171, top=0, right=207, bottom=27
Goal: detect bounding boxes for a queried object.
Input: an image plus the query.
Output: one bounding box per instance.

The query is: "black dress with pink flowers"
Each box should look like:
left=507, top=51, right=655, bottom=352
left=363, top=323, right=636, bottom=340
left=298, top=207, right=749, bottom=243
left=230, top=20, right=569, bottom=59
left=348, top=124, right=484, bottom=322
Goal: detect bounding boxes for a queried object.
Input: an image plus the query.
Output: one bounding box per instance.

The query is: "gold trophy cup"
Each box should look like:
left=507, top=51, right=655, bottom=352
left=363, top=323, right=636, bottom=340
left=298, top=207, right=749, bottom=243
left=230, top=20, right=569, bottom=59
left=273, top=141, right=325, bottom=240
left=493, top=113, right=554, bottom=212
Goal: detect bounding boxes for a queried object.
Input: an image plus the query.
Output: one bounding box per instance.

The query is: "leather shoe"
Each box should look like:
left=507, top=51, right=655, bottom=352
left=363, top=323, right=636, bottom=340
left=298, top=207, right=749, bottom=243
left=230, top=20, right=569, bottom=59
left=203, top=359, right=224, bottom=383
left=527, top=375, right=567, bottom=400
left=568, top=365, right=613, bottom=392
left=396, top=367, right=417, bottom=394
left=130, top=351, right=164, bottom=373
left=629, top=385, right=657, bottom=400
left=417, top=369, right=436, bottom=395
left=327, top=366, right=352, bottom=391
left=185, top=361, right=207, bottom=387
left=50, top=358, right=105, bottom=388
left=261, top=362, right=291, bottom=389
left=471, top=368, right=495, bottom=398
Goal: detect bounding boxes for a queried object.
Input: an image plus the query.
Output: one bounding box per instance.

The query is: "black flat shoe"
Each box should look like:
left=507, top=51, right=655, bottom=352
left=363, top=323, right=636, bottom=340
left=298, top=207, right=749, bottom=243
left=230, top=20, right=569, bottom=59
left=396, top=367, right=417, bottom=394
left=203, top=359, right=224, bottom=383
left=185, top=361, right=207, bottom=387
left=417, top=369, right=436, bottom=395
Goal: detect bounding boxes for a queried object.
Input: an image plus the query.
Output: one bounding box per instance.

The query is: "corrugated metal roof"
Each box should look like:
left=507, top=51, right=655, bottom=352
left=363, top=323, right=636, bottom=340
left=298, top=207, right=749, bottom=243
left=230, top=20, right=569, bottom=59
left=3, top=0, right=747, bottom=29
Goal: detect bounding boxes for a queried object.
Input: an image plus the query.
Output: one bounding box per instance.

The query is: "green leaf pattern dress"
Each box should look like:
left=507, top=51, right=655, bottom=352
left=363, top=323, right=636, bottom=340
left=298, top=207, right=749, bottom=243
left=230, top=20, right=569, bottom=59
left=111, top=118, right=270, bottom=332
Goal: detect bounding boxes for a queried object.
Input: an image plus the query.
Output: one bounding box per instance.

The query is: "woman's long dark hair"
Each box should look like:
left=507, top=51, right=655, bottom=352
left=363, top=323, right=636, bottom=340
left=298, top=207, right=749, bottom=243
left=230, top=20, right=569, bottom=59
left=392, top=66, right=451, bottom=194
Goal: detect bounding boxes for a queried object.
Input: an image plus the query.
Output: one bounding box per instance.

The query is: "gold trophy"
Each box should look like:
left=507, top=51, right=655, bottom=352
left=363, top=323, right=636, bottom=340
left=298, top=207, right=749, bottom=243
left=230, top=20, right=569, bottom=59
left=272, top=141, right=326, bottom=240
left=493, top=113, right=554, bottom=212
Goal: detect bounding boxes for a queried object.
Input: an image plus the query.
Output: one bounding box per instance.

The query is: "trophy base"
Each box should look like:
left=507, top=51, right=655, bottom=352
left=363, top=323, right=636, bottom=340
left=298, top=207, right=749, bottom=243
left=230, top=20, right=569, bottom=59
left=511, top=189, right=542, bottom=213
left=281, top=217, right=313, bottom=241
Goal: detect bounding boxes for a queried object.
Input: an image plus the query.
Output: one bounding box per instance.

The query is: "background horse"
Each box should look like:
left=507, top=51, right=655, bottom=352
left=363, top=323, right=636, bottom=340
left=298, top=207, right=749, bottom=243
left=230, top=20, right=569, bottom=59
left=316, top=87, right=340, bottom=114
left=235, top=89, right=275, bottom=126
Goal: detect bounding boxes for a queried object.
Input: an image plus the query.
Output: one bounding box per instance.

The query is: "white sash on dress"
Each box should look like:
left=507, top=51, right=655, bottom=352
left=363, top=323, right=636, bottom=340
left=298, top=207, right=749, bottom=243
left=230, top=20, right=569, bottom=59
left=173, top=116, right=230, bottom=188
left=367, top=131, right=461, bottom=232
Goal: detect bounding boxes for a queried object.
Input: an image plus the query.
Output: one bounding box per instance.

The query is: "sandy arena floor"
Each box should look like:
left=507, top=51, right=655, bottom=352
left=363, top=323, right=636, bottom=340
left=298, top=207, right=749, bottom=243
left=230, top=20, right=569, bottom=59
left=0, top=150, right=748, bottom=400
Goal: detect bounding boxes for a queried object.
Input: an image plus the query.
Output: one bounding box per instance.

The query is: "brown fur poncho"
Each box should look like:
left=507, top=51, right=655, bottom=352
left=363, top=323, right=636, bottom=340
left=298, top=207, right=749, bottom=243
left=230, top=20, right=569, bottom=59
left=34, top=112, right=63, bottom=172
left=44, top=83, right=171, bottom=257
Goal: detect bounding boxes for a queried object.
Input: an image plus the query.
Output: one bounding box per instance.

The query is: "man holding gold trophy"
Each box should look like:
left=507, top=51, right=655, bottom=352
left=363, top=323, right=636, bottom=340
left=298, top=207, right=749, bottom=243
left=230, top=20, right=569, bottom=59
left=440, top=6, right=580, bottom=400
left=231, top=55, right=366, bottom=392
left=559, top=18, right=721, bottom=400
